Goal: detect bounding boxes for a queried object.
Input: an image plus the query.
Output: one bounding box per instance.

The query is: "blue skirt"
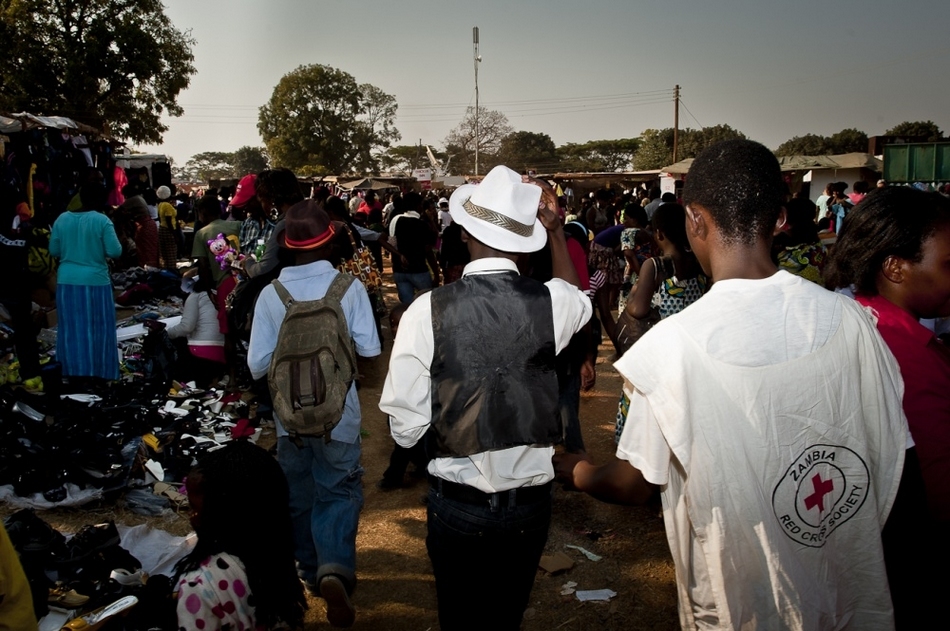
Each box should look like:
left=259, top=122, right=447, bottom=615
left=56, top=284, right=119, bottom=380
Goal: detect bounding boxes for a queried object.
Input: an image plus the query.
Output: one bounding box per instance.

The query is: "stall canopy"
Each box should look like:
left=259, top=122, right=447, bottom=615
left=338, top=177, right=399, bottom=191
left=661, top=153, right=882, bottom=175
left=0, top=112, right=101, bottom=136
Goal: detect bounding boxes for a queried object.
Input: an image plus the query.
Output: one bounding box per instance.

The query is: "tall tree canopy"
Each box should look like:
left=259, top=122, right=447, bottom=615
left=557, top=139, right=640, bottom=172
left=0, top=0, right=195, bottom=143
left=775, top=128, right=869, bottom=156
left=885, top=120, right=944, bottom=141
left=632, top=125, right=746, bottom=170
left=443, top=106, right=514, bottom=175
left=258, top=64, right=399, bottom=175
left=179, top=146, right=269, bottom=182
left=497, top=131, right=559, bottom=172
left=231, top=146, right=269, bottom=177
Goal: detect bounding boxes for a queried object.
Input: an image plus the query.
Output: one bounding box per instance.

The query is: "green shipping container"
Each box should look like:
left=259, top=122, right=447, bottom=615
left=883, top=142, right=950, bottom=183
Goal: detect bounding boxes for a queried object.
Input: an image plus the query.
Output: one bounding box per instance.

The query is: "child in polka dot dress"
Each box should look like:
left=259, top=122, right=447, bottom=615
left=174, top=441, right=305, bottom=631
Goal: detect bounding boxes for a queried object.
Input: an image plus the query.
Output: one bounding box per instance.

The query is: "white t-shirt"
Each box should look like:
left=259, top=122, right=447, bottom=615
left=615, top=271, right=908, bottom=630
left=438, top=208, right=452, bottom=232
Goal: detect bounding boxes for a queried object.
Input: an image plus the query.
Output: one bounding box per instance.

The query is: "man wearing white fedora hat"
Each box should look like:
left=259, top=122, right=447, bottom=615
left=380, top=165, right=592, bottom=630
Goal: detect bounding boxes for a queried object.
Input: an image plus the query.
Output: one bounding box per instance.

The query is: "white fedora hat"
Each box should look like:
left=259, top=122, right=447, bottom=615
left=448, top=165, right=547, bottom=253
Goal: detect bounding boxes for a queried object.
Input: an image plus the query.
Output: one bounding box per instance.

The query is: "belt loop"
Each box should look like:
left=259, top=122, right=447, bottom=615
left=489, top=492, right=500, bottom=512
left=508, top=489, right=517, bottom=509
left=436, top=477, right=444, bottom=497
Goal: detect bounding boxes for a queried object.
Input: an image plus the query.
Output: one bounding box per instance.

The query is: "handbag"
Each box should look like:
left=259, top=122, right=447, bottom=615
left=337, top=225, right=382, bottom=290
left=615, top=306, right=660, bottom=355
left=614, top=256, right=665, bottom=355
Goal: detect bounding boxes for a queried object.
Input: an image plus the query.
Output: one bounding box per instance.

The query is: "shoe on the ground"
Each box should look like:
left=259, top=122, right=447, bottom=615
left=3, top=508, right=64, bottom=553
left=319, top=575, right=355, bottom=628
left=57, top=521, right=120, bottom=564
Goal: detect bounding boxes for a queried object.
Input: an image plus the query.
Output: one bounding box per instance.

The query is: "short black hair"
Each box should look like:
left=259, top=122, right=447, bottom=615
left=824, top=187, right=950, bottom=293
left=79, top=180, right=107, bottom=210
left=195, top=194, right=221, bottom=222
left=682, top=139, right=784, bottom=246
left=782, top=197, right=820, bottom=247
left=402, top=191, right=422, bottom=211
left=324, top=195, right=348, bottom=221
left=652, top=203, right=691, bottom=254
left=623, top=203, right=648, bottom=227
left=256, top=169, right=303, bottom=209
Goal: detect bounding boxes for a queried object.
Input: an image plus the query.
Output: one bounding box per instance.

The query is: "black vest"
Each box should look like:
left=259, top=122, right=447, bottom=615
left=429, top=272, right=560, bottom=458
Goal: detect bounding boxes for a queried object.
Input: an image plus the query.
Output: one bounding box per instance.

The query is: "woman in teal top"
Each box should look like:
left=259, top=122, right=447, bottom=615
left=49, top=180, right=123, bottom=380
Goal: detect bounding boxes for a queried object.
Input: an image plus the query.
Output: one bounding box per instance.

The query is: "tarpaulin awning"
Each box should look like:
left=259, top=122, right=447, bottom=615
left=661, top=153, right=882, bottom=175
left=3, top=112, right=101, bottom=135
left=339, top=177, right=399, bottom=191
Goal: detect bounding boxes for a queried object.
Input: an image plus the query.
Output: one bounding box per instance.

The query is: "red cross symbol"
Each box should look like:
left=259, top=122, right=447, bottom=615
left=804, top=473, right=834, bottom=512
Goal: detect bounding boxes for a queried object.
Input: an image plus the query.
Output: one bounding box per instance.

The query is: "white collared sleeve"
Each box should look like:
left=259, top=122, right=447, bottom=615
left=379, top=293, right=435, bottom=448
left=545, top=278, right=593, bottom=353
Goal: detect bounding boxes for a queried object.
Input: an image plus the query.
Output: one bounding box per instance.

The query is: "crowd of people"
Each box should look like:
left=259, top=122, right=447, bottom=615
left=2, top=139, right=949, bottom=630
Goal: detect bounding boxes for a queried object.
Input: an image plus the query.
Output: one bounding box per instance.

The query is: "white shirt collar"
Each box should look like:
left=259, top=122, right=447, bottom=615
left=462, top=257, right=518, bottom=276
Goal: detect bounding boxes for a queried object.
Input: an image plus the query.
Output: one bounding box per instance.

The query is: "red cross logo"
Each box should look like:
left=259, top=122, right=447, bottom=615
left=803, top=473, right=834, bottom=512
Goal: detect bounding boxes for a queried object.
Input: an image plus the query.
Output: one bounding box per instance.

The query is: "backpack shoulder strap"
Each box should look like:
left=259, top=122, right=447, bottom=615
left=325, top=272, right=355, bottom=304
left=271, top=280, right=294, bottom=307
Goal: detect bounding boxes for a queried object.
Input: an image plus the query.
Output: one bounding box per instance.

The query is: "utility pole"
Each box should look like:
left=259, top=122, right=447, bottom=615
left=673, top=84, right=680, bottom=163
left=473, top=26, right=481, bottom=176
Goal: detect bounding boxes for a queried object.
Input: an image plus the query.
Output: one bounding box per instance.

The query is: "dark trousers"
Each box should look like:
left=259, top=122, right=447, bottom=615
left=559, top=370, right=585, bottom=453
left=425, top=484, right=551, bottom=631
left=0, top=292, right=40, bottom=379
left=381, top=441, right=428, bottom=485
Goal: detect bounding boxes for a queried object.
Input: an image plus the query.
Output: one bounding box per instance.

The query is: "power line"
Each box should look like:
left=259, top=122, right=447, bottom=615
left=679, top=99, right=702, bottom=128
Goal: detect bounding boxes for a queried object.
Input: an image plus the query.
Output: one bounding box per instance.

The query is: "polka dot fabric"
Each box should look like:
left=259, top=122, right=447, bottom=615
left=176, top=552, right=261, bottom=631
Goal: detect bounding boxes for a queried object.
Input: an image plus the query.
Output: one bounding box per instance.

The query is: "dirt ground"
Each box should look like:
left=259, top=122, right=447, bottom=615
left=2, top=273, right=680, bottom=630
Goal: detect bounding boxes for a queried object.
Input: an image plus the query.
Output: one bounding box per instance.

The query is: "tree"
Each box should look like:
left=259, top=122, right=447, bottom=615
left=379, top=144, right=429, bottom=174
left=678, top=124, right=747, bottom=159
left=776, top=128, right=869, bottom=156
left=633, top=129, right=675, bottom=170
left=557, top=139, right=640, bottom=172
left=258, top=64, right=399, bottom=174
left=0, top=0, right=195, bottom=143
left=231, top=146, right=269, bottom=176
left=443, top=106, right=514, bottom=175
left=827, top=128, right=868, bottom=153
left=182, top=152, right=234, bottom=182
left=775, top=134, right=835, bottom=156
left=497, top=131, right=559, bottom=172
left=885, top=120, right=944, bottom=141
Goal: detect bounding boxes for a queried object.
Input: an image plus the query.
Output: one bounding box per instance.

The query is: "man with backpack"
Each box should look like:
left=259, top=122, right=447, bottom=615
left=247, top=200, right=381, bottom=628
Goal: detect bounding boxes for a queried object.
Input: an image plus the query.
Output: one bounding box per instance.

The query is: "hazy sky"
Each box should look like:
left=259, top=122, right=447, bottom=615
left=139, top=0, right=950, bottom=166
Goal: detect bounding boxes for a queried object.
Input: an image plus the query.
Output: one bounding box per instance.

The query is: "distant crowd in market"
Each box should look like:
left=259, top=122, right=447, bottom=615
left=2, top=144, right=950, bottom=631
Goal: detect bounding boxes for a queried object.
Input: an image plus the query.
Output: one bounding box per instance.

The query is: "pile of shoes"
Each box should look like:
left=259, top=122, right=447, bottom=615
left=0, top=375, right=263, bottom=508
left=3, top=509, right=161, bottom=624
left=0, top=382, right=165, bottom=503
left=139, top=385, right=256, bottom=485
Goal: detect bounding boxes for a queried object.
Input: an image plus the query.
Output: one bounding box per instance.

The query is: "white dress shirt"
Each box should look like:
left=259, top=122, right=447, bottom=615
left=379, top=257, right=592, bottom=492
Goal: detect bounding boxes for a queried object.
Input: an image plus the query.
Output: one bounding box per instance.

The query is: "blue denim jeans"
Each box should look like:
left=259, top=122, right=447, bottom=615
left=425, top=485, right=552, bottom=631
left=277, top=436, right=364, bottom=591
left=393, top=271, right=433, bottom=305
left=559, top=370, right=585, bottom=453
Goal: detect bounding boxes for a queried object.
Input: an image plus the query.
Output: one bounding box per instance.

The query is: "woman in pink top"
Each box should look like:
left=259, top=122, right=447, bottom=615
left=826, top=186, right=950, bottom=521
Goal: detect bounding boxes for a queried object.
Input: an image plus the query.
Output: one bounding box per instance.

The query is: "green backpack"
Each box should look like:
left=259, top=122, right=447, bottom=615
left=267, top=273, right=357, bottom=440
